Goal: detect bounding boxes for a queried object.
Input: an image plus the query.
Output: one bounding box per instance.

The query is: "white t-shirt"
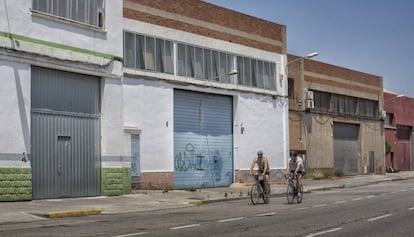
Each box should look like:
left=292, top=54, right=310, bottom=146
left=288, top=157, right=304, bottom=172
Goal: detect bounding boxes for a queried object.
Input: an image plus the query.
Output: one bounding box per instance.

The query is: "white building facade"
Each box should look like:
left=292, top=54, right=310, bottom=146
left=0, top=0, right=125, bottom=200
left=122, top=0, right=289, bottom=190
left=0, top=0, right=289, bottom=200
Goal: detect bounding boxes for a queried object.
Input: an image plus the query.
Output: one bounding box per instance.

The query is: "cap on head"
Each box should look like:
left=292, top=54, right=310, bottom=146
left=257, top=150, right=263, bottom=155
left=290, top=151, right=298, bottom=157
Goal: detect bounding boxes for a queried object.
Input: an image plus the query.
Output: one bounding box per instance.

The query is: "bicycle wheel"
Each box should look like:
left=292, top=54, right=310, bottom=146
left=250, top=184, right=260, bottom=205
left=297, top=184, right=303, bottom=203
left=286, top=183, right=295, bottom=204
left=263, top=183, right=270, bottom=204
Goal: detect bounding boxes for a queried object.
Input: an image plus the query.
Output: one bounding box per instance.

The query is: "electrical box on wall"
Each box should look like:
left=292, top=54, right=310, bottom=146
left=306, top=91, right=314, bottom=100
left=305, top=100, right=314, bottom=109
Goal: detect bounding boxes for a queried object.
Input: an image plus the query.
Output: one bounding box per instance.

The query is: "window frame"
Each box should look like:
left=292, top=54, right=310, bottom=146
left=31, top=0, right=105, bottom=30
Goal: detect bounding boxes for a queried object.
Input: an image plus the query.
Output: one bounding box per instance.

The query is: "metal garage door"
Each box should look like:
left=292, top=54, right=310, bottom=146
left=333, top=122, right=359, bottom=175
left=174, top=90, right=233, bottom=189
left=31, top=67, right=100, bottom=199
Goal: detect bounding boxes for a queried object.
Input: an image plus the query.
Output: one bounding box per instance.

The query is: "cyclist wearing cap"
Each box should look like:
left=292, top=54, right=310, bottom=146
left=249, top=150, right=270, bottom=194
left=285, top=151, right=305, bottom=197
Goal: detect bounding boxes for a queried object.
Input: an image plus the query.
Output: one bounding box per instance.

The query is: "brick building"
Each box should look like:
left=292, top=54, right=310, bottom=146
left=384, top=89, right=414, bottom=171
left=288, top=54, right=385, bottom=176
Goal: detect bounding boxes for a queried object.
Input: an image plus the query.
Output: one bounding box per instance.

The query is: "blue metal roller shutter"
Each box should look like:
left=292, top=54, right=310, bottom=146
left=174, top=90, right=233, bottom=189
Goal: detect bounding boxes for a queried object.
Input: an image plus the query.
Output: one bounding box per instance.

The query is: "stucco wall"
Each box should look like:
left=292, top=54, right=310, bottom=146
left=123, top=78, right=174, bottom=172
left=101, top=78, right=128, bottom=168
left=0, top=0, right=123, bottom=57
left=0, top=60, right=31, bottom=168
left=307, top=114, right=385, bottom=174
left=306, top=114, right=334, bottom=170
left=359, top=121, right=385, bottom=173
left=235, top=94, right=288, bottom=170
left=122, top=77, right=289, bottom=174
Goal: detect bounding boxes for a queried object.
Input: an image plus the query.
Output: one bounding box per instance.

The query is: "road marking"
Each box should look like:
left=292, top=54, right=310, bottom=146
left=368, top=214, right=392, bottom=222
left=409, top=207, right=414, bottom=211
left=170, top=224, right=201, bottom=230
left=113, top=232, right=148, bottom=237
left=352, top=197, right=363, bottom=201
left=365, top=195, right=375, bottom=199
left=312, top=204, right=328, bottom=208
left=256, top=212, right=276, bottom=217
left=218, top=217, right=245, bottom=223
left=401, top=189, right=407, bottom=192
left=335, top=200, right=346, bottom=204
left=297, top=207, right=309, bottom=210
left=305, top=227, right=343, bottom=237
left=391, top=191, right=398, bottom=194
left=411, top=188, right=414, bottom=190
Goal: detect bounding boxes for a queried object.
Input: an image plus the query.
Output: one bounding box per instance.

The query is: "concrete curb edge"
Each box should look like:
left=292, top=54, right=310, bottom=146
left=46, top=208, right=102, bottom=218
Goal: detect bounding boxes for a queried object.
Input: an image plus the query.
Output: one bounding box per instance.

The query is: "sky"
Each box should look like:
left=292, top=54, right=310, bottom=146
left=203, top=0, right=414, bottom=98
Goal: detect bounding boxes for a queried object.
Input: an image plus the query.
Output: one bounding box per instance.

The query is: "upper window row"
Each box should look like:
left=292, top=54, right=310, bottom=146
left=32, top=0, right=104, bottom=28
left=313, top=90, right=378, bottom=119
left=124, top=31, right=278, bottom=91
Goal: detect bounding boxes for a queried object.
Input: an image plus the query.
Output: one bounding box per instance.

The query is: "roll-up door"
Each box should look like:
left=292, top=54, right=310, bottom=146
left=333, top=122, right=359, bottom=175
left=174, top=90, right=233, bottom=189
left=31, top=67, right=100, bottom=199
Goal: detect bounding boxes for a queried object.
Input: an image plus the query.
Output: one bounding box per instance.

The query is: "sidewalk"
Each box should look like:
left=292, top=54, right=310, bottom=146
left=0, top=171, right=413, bottom=225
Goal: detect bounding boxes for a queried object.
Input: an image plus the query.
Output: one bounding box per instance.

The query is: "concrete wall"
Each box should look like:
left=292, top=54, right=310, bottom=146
left=0, top=60, right=31, bottom=167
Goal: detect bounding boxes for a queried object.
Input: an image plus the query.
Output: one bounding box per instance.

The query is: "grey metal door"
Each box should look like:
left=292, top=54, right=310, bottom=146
left=174, top=90, right=233, bottom=189
left=369, top=151, right=375, bottom=173
left=31, top=67, right=100, bottom=199
left=333, top=123, right=359, bottom=175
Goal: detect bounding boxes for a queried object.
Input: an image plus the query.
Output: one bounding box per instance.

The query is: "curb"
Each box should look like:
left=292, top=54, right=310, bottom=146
left=45, top=208, right=102, bottom=218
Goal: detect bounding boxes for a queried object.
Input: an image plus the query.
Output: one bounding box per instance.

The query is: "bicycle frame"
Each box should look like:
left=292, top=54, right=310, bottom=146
left=286, top=173, right=303, bottom=204
left=250, top=173, right=270, bottom=205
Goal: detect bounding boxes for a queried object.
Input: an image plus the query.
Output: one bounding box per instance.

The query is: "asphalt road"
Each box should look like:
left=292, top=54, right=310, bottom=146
left=1, top=180, right=413, bottom=237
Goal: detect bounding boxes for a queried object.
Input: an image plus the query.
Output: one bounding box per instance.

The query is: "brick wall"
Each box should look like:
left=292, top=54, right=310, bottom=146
left=124, top=0, right=286, bottom=54
left=138, top=172, right=174, bottom=190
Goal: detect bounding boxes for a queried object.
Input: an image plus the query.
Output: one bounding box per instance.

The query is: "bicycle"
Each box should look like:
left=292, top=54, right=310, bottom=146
left=286, top=173, right=303, bottom=204
left=250, top=173, right=270, bottom=205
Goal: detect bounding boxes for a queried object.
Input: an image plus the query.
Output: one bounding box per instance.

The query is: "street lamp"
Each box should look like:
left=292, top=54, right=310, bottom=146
left=286, top=52, right=319, bottom=169
left=287, top=52, right=319, bottom=65
left=207, top=69, right=238, bottom=82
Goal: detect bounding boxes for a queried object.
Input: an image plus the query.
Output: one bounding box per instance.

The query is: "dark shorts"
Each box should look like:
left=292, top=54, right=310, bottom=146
left=290, top=170, right=304, bottom=176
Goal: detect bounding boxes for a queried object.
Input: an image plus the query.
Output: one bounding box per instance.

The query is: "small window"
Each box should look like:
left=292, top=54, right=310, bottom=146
left=385, top=113, right=394, bottom=127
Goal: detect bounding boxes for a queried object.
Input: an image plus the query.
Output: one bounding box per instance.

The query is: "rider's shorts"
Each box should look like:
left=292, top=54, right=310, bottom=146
left=290, top=170, right=304, bottom=176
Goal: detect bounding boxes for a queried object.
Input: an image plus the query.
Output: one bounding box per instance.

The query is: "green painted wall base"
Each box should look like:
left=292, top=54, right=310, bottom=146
left=0, top=168, right=32, bottom=201
left=101, top=168, right=131, bottom=196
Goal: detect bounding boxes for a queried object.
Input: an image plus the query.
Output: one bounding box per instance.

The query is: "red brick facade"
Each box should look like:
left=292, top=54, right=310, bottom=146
left=138, top=172, right=174, bottom=190
left=384, top=91, right=414, bottom=171
left=124, top=0, right=286, bottom=54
